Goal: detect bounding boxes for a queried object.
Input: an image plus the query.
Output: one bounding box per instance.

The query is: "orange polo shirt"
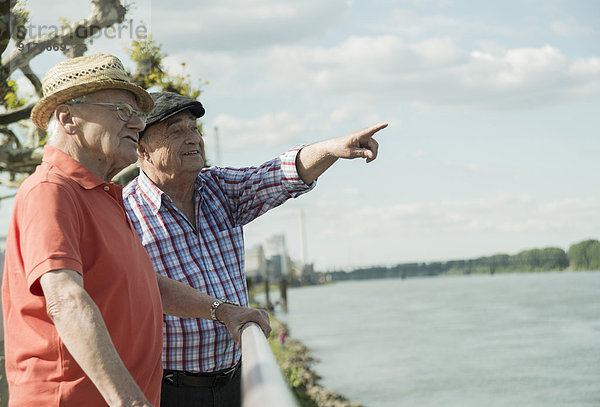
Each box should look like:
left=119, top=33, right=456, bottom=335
left=2, top=146, right=163, bottom=406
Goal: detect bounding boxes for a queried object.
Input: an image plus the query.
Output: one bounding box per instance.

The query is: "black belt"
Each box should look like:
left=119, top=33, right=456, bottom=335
left=163, top=362, right=240, bottom=388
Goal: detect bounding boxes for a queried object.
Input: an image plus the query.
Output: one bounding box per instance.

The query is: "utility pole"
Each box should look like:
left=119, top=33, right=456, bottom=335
left=299, top=209, right=307, bottom=271
left=213, top=126, right=222, bottom=166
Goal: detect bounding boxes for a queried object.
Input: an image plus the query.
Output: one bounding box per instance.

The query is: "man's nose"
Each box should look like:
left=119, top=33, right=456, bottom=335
left=186, top=129, right=203, bottom=144
left=127, top=114, right=146, bottom=132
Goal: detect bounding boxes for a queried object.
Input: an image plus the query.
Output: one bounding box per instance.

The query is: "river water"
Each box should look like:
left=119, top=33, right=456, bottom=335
left=267, top=272, right=600, bottom=407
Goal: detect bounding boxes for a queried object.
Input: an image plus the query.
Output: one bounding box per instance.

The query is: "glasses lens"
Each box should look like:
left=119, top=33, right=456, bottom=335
left=115, top=104, right=133, bottom=121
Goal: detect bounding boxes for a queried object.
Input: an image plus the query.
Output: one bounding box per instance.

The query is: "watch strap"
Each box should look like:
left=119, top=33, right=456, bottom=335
left=210, top=297, right=238, bottom=325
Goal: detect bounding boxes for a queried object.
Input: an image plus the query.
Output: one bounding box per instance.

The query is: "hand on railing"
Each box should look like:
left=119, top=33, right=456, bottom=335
left=218, top=305, right=272, bottom=347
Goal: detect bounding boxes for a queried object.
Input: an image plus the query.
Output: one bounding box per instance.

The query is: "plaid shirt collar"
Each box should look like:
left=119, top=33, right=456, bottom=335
left=136, top=169, right=206, bottom=215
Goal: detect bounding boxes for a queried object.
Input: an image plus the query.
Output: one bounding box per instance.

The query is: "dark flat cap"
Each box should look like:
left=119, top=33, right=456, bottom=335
left=141, top=91, right=205, bottom=136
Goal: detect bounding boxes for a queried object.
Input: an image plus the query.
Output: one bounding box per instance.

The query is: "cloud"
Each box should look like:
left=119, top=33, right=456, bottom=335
left=150, top=0, right=351, bottom=51
left=374, top=9, right=513, bottom=40
left=331, top=195, right=600, bottom=236
left=443, top=162, right=485, bottom=174
left=212, top=112, right=306, bottom=149
left=176, top=33, right=600, bottom=114
left=411, top=150, right=430, bottom=158
left=552, top=17, right=596, bottom=38
left=537, top=198, right=600, bottom=213
left=343, top=187, right=362, bottom=197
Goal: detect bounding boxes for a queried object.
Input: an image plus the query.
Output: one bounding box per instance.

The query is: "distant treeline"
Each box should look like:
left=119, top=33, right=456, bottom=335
left=326, top=239, right=600, bottom=281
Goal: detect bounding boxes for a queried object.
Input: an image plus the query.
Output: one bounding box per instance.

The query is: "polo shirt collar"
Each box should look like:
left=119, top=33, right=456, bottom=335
left=43, top=146, right=106, bottom=190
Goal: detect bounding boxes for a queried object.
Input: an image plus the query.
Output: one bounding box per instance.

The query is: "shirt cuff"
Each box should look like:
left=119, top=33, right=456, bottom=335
left=28, top=257, right=83, bottom=296
left=279, top=145, right=317, bottom=195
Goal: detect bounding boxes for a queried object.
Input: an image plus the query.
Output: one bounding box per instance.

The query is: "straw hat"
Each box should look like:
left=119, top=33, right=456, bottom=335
left=31, top=54, right=153, bottom=130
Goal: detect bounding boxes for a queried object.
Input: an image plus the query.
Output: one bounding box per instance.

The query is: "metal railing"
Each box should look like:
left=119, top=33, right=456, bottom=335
left=241, top=323, right=299, bottom=407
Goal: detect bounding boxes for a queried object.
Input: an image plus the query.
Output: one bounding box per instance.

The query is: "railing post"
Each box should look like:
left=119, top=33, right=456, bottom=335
left=241, top=322, right=299, bottom=407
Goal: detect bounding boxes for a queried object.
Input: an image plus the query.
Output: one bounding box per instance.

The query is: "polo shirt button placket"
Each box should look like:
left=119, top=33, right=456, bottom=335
left=103, top=185, right=110, bottom=192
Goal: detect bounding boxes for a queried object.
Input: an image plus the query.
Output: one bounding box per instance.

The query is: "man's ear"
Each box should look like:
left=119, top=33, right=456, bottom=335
left=55, top=105, right=77, bottom=134
left=137, top=139, right=150, bottom=161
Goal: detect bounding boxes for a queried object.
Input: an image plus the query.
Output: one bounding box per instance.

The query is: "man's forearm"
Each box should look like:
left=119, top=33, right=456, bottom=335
left=157, top=273, right=214, bottom=318
left=41, top=269, right=151, bottom=407
left=295, top=139, right=339, bottom=185
left=157, top=274, right=272, bottom=345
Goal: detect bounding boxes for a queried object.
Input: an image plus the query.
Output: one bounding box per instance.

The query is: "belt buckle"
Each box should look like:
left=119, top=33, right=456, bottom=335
left=218, top=366, right=236, bottom=377
left=164, top=372, right=176, bottom=385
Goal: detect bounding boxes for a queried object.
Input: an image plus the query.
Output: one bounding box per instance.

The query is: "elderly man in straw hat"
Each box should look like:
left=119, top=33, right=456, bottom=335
left=1, top=54, right=270, bottom=407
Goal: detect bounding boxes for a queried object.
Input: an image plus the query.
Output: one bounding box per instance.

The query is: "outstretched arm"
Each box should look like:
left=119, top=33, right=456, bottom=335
left=295, top=123, right=388, bottom=185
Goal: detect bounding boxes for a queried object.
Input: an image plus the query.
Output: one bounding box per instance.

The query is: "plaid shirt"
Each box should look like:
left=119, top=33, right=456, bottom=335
left=123, top=146, right=314, bottom=372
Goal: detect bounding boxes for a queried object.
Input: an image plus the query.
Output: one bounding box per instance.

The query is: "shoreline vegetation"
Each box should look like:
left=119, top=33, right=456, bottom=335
left=248, top=240, right=600, bottom=293
left=248, top=289, right=362, bottom=407
left=267, top=317, right=363, bottom=407
left=319, top=239, right=600, bottom=283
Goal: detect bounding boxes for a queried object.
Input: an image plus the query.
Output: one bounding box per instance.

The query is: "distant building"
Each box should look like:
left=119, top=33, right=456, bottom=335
left=263, top=234, right=290, bottom=277
left=245, top=234, right=301, bottom=282
left=266, top=254, right=283, bottom=279
left=245, top=244, right=266, bottom=282
left=244, top=233, right=320, bottom=286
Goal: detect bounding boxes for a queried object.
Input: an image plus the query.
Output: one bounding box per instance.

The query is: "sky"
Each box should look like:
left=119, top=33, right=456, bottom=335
left=1, top=0, right=599, bottom=271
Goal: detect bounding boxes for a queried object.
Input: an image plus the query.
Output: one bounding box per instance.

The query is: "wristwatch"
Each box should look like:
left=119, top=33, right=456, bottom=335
left=210, top=297, right=238, bottom=325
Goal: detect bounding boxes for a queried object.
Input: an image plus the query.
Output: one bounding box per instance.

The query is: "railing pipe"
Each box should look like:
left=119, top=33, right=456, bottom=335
left=241, top=322, right=299, bottom=407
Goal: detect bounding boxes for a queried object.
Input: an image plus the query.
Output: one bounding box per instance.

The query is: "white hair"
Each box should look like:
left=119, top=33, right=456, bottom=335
left=46, top=95, right=88, bottom=144
left=46, top=116, right=60, bottom=144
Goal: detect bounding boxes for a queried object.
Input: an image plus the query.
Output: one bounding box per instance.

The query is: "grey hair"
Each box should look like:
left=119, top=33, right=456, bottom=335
left=46, top=116, right=60, bottom=144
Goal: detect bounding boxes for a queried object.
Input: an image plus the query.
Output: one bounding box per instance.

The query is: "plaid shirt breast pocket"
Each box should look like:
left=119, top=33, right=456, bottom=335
left=207, top=225, right=248, bottom=306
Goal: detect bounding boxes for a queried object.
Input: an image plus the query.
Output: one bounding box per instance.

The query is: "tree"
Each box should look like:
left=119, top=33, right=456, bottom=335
left=567, top=239, right=600, bottom=270
left=0, top=0, right=205, bottom=192
left=0, top=0, right=130, bottom=186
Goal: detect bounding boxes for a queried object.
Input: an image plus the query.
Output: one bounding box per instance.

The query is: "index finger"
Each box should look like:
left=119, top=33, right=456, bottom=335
left=367, top=123, right=388, bottom=135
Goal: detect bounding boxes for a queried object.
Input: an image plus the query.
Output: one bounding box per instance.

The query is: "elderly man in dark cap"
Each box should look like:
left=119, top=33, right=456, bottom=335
left=124, top=91, right=387, bottom=406
left=2, top=56, right=269, bottom=407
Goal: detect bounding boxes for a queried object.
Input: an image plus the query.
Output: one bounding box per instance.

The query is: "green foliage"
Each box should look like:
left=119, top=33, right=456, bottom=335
left=11, top=2, right=30, bottom=41
left=3, top=80, right=26, bottom=109
left=567, top=239, right=600, bottom=270
left=268, top=324, right=319, bottom=407
left=127, top=35, right=207, bottom=137
left=128, top=35, right=166, bottom=89
left=510, top=247, right=569, bottom=271
left=328, top=244, right=581, bottom=281
left=127, top=36, right=207, bottom=99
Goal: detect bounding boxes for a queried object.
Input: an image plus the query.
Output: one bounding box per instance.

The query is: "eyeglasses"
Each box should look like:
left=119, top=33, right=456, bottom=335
left=67, top=101, right=148, bottom=122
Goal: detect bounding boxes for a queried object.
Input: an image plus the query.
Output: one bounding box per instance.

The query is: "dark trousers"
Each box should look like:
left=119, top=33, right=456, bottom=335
left=160, top=364, right=241, bottom=407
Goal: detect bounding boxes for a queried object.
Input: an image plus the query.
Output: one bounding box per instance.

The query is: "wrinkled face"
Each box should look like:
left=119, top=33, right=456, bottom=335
left=68, top=89, right=145, bottom=169
left=140, top=110, right=205, bottom=178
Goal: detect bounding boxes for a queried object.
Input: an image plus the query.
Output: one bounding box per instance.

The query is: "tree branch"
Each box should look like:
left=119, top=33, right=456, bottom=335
left=20, top=64, right=43, bottom=97
left=0, top=143, right=43, bottom=170
left=0, top=102, right=35, bottom=124
left=1, top=0, right=127, bottom=76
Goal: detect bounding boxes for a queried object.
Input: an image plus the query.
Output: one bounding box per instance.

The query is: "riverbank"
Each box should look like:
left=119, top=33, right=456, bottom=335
left=267, top=317, right=363, bottom=407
